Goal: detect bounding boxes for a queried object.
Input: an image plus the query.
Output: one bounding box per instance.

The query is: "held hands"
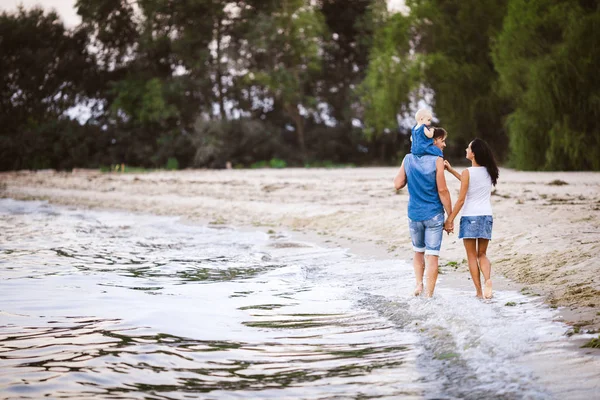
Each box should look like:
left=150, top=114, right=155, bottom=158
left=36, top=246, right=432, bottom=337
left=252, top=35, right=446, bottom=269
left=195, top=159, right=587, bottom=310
left=444, top=219, right=454, bottom=234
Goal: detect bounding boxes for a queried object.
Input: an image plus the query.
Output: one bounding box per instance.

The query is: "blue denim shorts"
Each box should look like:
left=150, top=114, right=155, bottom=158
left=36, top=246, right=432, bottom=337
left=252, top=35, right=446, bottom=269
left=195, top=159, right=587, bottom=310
left=408, top=212, right=444, bottom=256
left=459, top=215, right=493, bottom=239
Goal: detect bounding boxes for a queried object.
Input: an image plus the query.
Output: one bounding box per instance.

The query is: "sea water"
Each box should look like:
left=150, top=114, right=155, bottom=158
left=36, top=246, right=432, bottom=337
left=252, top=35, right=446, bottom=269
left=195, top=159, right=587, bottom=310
left=0, top=199, right=598, bottom=399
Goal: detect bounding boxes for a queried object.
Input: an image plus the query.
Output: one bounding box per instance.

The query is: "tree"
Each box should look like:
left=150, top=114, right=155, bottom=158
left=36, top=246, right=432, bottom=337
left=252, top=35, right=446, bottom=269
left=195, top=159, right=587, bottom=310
left=406, top=0, right=511, bottom=160
left=359, top=8, right=422, bottom=142
left=245, top=0, right=326, bottom=154
left=316, top=0, right=376, bottom=124
left=0, top=7, right=94, bottom=170
left=493, top=0, right=600, bottom=170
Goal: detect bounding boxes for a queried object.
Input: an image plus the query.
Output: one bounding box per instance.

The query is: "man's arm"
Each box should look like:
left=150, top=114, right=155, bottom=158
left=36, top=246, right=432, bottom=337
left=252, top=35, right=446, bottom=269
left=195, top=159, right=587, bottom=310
left=394, top=158, right=407, bottom=190
left=436, top=157, right=452, bottom=217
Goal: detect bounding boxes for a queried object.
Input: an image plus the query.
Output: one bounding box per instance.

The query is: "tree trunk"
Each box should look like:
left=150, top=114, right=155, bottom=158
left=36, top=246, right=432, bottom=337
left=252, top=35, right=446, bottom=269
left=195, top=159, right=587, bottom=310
left=214, top=17, right=226, bottom=120
left=286, top=103, right=306, bottom=155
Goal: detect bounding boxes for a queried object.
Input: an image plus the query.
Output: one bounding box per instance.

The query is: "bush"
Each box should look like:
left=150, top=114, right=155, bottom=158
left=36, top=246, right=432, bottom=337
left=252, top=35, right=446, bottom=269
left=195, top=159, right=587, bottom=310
left=166, top=157, right=179, bottom=170
left=269, top=158, right=287, bottom=168
left=191, top=118, right=291, bottom=168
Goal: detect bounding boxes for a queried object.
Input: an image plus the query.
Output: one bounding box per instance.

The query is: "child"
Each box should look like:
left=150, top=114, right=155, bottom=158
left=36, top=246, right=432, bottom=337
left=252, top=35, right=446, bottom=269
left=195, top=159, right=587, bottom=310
left=411, top=109, right=443, bottom=157
left=444, top=138, right=499, bottom=299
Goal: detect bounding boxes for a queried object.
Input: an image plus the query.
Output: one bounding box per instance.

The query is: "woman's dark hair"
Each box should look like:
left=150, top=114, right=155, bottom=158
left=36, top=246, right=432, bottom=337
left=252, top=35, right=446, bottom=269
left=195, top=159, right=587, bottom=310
left=470, top=138, right=499, bottom=186
left=432, top=127, right=447, bottom=140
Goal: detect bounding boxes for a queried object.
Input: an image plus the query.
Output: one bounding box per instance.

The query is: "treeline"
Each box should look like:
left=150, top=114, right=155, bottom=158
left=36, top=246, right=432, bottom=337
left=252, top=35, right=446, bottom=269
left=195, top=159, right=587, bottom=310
left=1, top=0, right=598, bottom=171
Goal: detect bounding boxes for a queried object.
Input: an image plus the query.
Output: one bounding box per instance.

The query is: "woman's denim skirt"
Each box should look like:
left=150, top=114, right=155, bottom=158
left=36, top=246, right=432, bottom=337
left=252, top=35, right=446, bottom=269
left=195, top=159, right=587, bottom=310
left=459, top=215, right=493, bottom=240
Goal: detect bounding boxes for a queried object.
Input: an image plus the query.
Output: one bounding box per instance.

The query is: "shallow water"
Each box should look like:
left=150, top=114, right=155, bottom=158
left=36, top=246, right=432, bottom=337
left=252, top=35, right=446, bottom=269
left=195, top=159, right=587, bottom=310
left=0, top=199, right=597, bottom=399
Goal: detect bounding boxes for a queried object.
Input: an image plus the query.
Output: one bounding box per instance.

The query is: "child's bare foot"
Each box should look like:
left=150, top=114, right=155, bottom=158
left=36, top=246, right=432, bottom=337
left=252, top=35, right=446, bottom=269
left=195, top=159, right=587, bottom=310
left=414, top=282, right=424, bottom=296
left=483, top=280, right=493, bottom=299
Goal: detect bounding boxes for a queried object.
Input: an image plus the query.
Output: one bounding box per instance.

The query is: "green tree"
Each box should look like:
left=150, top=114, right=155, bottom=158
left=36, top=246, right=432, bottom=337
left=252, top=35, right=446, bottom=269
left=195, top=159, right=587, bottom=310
left=493, top=0, right=600, bottom=170
left=359, top=8, right=422, bottom=143
left=0, top=7, right=94, bottom=170
left=407, top=0, right=510, bottom=160
left=246, top=0, right=326, bottom=154
left=75, top=0, right=215, bottom=167
left=316, top=0, right=376, bottom=124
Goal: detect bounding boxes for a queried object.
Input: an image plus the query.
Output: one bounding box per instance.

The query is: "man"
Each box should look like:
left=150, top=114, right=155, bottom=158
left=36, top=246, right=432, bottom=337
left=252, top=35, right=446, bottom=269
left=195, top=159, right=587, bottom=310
left=394, top=127, right=453, bottom=297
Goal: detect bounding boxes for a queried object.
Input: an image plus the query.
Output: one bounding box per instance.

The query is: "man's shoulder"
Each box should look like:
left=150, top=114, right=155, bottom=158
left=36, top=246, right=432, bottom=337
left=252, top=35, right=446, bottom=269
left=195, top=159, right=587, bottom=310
left=404, top=153, right=441, bottom=167
left=407, top=153, right=440, bottom=160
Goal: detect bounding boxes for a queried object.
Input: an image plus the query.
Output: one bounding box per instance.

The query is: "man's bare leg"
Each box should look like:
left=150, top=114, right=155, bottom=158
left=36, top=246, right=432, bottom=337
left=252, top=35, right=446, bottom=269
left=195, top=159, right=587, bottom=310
left=413, top=251, right=425, bottom=296
left=425, top=255, right=439, bottom=297
left=464, top=239, right=483, bottom=297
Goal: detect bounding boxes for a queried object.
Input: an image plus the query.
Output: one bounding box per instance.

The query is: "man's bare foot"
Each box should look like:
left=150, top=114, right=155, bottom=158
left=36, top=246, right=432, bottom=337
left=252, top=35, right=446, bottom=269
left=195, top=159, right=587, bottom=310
left=414, top=282, right=424, bottom=296
left=483, top=279, right=493, bottom=299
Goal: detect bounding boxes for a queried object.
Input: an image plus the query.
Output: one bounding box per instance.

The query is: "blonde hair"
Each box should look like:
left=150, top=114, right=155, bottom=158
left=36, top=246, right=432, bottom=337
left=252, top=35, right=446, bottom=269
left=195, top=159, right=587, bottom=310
left=415, top=108, right=432, bottom=121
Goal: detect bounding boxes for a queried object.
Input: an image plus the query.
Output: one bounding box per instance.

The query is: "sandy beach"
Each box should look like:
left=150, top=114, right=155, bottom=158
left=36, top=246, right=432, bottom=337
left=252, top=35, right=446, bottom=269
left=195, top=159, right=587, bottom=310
left=1, top=167, right=599, bottom=335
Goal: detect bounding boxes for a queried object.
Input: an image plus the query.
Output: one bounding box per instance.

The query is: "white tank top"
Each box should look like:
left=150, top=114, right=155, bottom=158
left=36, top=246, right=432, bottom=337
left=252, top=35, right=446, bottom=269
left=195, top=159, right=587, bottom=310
left=461, top=167, right=493, bottom=216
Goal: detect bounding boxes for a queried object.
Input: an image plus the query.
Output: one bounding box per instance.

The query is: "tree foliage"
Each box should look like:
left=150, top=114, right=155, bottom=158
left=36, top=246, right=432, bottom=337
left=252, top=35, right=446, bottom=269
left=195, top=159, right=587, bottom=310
left=359, top=9, right=422, bottom=139
left=493, top=0, right=600, bottom=170
left=1, top=0, right=599, bottom=171
left=0, top=7, right=95, bottom=170
left=360, top=0, right=510, bottom=161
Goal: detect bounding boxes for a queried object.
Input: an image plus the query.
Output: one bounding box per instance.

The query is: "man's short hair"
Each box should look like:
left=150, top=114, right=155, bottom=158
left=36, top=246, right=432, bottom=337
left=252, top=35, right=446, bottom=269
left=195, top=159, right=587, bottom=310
left=432, top=127, right=447, bottom=140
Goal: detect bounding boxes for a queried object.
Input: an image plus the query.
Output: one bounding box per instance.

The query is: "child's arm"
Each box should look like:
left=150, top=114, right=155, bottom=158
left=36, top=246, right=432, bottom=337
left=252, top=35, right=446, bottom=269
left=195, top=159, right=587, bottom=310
left=424, top=126, right=433, bottom=138
left=444, top=160, right=462, bottom=181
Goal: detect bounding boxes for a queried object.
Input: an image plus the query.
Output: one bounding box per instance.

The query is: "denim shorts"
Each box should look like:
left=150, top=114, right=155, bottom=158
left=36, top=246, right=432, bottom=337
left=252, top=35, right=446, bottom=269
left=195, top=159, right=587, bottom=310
left=408, top=212, right=444, bottom=256
left=459, top=215, right=493, bottom=239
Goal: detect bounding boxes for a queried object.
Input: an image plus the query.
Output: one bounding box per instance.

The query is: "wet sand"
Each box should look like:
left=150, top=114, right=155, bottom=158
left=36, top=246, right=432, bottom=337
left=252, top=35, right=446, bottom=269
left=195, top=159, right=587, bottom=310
left=1, top=167, right=599, bottom=336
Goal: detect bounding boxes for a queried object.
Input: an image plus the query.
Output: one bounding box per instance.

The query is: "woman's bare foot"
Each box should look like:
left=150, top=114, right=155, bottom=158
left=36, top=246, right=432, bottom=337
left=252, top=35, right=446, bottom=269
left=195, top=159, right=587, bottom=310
left=483, top=279, right=493, bottom=299
left=414, top=282, right=424, bottom=296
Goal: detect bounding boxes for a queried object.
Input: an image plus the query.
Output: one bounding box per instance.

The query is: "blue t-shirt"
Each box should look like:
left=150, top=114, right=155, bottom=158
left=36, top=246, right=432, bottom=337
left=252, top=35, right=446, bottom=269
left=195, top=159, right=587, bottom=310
left=404, top=154, right=443, bottom=221
left=411, top=124, right=443, bottom=157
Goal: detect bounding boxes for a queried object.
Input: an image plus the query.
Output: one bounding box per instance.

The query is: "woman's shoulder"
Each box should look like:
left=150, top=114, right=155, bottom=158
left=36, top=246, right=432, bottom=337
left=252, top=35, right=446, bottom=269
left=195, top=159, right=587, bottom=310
left=468, top=166, right=488, bottom=175
left=469, top=167, right=492, bottom=183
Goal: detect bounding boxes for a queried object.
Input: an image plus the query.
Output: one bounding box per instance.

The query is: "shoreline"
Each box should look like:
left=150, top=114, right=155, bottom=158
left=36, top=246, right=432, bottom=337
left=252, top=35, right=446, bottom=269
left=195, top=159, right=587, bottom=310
left=1, top=167, right=599, bottom=339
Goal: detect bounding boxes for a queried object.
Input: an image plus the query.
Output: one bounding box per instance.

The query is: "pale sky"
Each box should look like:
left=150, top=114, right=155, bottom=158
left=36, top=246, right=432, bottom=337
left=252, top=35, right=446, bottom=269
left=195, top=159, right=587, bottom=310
left=1, top=0, right=81, bottom=26
left=1, top=0, right=407, bottom=27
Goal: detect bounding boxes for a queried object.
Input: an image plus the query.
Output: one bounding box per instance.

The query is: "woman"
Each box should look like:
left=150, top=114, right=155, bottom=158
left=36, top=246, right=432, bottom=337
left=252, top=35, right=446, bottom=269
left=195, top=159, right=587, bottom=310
left=444, top=138, right=499, bottom=299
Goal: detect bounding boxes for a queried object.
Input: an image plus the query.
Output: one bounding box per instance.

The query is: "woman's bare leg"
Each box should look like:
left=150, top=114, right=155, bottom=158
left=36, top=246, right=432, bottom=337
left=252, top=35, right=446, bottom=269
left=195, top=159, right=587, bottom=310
left=477, top=239, right=492, bottom=298
left=463, top=239, right=482, bottom=297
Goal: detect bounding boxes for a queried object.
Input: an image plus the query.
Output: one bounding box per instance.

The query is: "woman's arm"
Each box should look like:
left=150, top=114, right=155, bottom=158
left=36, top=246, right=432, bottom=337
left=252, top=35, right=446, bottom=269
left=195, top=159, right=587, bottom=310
left=394, top=158, right=407, bottom=190
left=444, top=160, right=462, bottom=181
left=446, top=169, right=470, bottom=226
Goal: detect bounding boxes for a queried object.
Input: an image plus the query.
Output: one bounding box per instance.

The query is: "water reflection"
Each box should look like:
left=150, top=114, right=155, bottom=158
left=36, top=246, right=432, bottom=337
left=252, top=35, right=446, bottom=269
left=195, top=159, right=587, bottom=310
left=1, top=313, right=417, bottom=398
left=2, top=199, right=596, bottom=399
left=0, top=200, right=423, bottom=399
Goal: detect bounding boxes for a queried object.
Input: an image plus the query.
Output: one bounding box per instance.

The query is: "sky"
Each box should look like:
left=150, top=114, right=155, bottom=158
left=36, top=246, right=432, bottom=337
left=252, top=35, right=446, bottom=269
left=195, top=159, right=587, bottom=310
left=1, top=0, right=408, bottom=27
left=2, top=0, right=81, bottom=26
